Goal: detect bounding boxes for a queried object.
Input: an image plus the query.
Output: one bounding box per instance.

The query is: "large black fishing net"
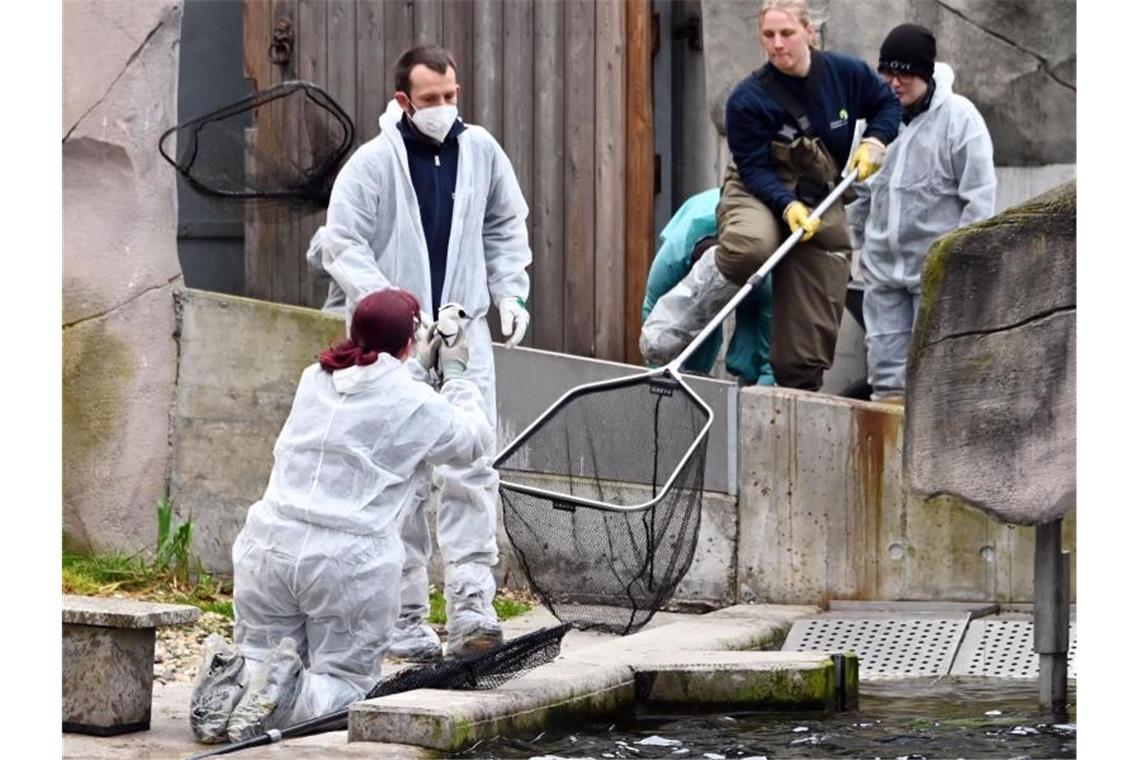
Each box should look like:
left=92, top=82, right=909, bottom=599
left=192, top=624, right=571, bottom=758
left=495, top=370, right=711, bottom=635
left=158, top=80, right=354, bottom=206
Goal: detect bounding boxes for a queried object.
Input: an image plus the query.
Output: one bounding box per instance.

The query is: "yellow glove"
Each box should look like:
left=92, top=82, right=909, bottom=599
left=783, top=201, right=821, bottom=241
left=848, top=137, right=886, bottom=181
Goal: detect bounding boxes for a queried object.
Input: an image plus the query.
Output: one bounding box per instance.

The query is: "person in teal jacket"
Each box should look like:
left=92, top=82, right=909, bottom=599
left=641, top=188, right=775, bottom=385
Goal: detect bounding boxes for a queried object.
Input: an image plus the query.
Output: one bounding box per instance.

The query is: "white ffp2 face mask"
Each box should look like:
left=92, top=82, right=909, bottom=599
left=409, top=104, right=458, bottom=143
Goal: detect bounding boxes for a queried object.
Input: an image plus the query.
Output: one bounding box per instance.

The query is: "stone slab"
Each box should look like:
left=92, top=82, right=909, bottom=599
left=631, top=650, right=849, bottom=711
left=62, top=595, right=200, bottom=629
left=349, top=660, right=636, bottom=751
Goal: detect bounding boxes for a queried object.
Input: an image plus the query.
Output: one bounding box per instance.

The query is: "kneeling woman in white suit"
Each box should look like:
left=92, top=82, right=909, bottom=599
left=190, top=287, right=492, bottom=744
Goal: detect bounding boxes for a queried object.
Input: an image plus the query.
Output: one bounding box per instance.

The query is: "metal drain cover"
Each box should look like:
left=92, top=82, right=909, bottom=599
left=950, top=617, right=1077, bottom=678
left=782, top=614, right=970, bottom=677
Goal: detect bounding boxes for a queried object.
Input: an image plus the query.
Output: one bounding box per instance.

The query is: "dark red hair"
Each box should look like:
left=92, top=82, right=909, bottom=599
left=319, top=288, right=421, bottom=373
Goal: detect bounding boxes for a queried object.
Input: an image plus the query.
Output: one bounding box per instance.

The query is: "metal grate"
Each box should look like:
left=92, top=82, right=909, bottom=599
left=950, top=618, right=1078, bottom=679
left=782, top=616, right=969, bottom=677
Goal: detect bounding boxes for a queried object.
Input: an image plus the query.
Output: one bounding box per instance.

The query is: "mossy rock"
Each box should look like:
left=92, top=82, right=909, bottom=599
left=905, top=181, right=1075, bottom=526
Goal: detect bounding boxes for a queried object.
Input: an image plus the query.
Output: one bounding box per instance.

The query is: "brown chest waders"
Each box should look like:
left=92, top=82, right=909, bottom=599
left=715, top=135, right=852, bottom=391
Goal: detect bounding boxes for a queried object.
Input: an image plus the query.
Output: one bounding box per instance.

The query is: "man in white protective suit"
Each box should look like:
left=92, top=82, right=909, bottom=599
left=847, top=23, right=996, bottom=402
left=189, top=289, right=494, bottom=743
left=306, top=44, right=532, bottom=661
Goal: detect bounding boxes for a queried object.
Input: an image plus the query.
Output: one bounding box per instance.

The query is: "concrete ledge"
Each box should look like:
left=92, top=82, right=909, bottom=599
left=632, top=650, right=852, bottom=711
left=62, top=594, right=201, bottom=628
left=349, top=661, right=635, bottom=751
left=348, top=605, right=823, bottom=751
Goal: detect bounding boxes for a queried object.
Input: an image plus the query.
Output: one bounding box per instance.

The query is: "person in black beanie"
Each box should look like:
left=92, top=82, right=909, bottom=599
left=846, top=23, right=997, bottom=403
left=877, top=23, right=937, bottom=122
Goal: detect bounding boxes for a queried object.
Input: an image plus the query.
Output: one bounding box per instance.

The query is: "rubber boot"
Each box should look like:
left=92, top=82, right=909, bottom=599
left=225, top=637, right=303, bottom=743
left=387, top=614, right=444, bottom=662
left=444, top=565, right=503, bottom=659
left=639, top=246, right=741, bottom=366
left=189, top=634, right=249, bottom=743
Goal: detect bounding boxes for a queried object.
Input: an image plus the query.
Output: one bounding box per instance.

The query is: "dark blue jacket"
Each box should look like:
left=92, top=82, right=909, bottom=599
left=397, top=115, right=468, bottom=318
left=725, top=50, right=900, bottom=214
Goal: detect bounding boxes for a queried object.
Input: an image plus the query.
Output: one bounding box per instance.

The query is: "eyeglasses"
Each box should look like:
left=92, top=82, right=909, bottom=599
left=880, top=69, right=916, bottom=84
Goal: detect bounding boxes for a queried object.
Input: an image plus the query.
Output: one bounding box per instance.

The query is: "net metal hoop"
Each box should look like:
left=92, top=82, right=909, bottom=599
left=157, top=80, right=355, bottom=203
left=493, top=366, right=714, bottom=512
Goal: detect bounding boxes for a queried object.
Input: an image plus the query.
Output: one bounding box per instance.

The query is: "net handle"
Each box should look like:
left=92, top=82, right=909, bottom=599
left=668, top=169, right=859, bottom=371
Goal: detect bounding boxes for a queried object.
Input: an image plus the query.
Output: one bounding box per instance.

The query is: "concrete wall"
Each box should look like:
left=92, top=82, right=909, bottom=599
left=63, top=0, right=185, bottom=553
left=164, top=292, right=1071, bottom=604
left=168, top=290, right=346, bottom=571
left=736, top=386, right=1075, bottom=605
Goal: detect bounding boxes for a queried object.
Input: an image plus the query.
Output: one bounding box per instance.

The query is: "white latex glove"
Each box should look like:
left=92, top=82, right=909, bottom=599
left=498, top=297, right=529, bottom=348
left=434, top=303, right=470, bottom=381
left=434, top=303, right=468, bottom=347
left=413, top=311, right=440, bottom=372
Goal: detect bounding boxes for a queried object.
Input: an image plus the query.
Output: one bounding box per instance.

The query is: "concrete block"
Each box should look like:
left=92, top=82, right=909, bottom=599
left=61, top=596, right=198, bottom=736
left=349, top=660, right=636, bottom=751
left=632, top=651, right=849, bottom=712
left=63, top=625, right=155, bottom=735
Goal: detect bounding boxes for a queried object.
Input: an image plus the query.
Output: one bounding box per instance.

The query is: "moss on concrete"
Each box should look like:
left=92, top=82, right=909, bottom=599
left=441, top=683, right=637, bottom=753
left=655, top=665, right=837, bottom=711
left=63, top=320, right=134, bottom=467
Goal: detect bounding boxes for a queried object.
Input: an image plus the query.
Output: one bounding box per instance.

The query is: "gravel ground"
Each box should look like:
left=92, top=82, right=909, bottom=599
left=153, top=587, right=537, bottom=685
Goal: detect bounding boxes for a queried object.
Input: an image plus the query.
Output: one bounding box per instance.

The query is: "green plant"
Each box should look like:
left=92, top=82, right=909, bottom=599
left=426, top=588, right=533, bottom=625
left=153, top=496, right=197, bottom=587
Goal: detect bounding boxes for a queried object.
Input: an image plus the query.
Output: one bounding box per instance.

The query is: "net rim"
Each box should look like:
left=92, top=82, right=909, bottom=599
left=494, top=366, right=714, bottom=513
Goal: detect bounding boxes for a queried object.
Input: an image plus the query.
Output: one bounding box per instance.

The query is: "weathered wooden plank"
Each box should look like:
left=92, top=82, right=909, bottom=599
left=593, top=0, right=624, bottom=361
left=297, top=0, right=329, bottom=307
left=355, top=0, right=386, bottom=143
left=326, top=1, right=357, bottom=136
left=441, top=0, right=473, bottom=122
left=624, top=0, right=654, bottom=363
left=243, top=0, right=273, bottom=301
left=501, top=0, right=534, bottom=346
left=415, top=0, right=444, bottom=45
left=270, top=0, right=301, bottom=305
left=383, top=0, right=415, bottom=98
left=530, top=0, right=565, bottom=353
left=563, top=0, right=595, bottom=356
left=472, top=0, right=502, bottom=138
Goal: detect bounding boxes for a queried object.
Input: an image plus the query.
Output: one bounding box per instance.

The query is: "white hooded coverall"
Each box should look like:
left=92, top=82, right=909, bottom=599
left=232, top=355, right=493, bottom=725
left=306, top=100, right=531, bottom=631
left=847, top=62, right=996, bottom=398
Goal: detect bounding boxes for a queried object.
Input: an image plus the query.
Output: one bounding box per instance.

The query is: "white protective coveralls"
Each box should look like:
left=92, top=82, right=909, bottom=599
left=306, top=99, right=531, bottom=652
left=229, top=354, right=493, bottom=732
left=847, top=62, right=996, bottom=398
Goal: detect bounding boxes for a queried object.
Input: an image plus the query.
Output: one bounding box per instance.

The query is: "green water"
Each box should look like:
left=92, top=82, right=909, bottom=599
left=457, top=677, right=1075, bottom=759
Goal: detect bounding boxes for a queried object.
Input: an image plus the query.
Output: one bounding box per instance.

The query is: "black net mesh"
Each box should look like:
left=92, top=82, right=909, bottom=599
left=366, top=622, right=571, bottom=698
left=158, top=80, right=354, bottom=206
left=496, top=371, right=710, bottom=635
left=192, top=624, right=572, bottom=757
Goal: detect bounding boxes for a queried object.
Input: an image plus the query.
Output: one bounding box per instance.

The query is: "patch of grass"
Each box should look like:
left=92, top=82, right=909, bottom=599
left=426, top=587, right=534, bottom=625
left=61, top=498, right=235, bottom=619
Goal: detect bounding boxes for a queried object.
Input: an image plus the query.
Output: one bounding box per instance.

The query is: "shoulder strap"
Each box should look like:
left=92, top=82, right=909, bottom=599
left=753, top=49, right=825, bottom=139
